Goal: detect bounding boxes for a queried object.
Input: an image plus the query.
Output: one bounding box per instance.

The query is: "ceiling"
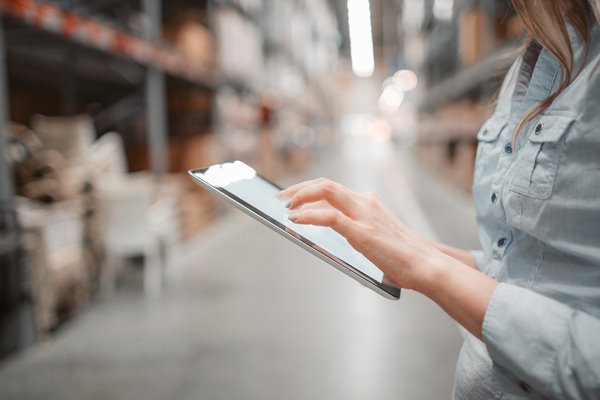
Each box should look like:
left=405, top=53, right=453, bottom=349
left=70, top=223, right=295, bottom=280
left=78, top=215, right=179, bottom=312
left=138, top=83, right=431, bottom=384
left=331, top=0, right=403, bottom=57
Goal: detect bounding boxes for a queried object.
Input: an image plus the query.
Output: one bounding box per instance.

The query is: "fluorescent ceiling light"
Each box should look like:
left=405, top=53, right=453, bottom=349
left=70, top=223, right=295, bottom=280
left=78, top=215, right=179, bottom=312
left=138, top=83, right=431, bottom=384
left=433, top=0, right=453, bottom=21
left=347, top=0, right=374, bottom=78
left=402, top=0, right=424, bottom=32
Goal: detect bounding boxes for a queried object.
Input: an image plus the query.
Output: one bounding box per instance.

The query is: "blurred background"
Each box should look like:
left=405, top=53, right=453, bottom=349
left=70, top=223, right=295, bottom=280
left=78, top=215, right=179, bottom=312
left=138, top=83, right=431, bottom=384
left=0, top=0, right=525, bottom=398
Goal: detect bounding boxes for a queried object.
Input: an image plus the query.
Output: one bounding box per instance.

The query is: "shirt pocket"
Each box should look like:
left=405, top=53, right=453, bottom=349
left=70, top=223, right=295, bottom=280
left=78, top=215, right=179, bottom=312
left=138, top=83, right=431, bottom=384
left=509, top=114, right=575, bottom=200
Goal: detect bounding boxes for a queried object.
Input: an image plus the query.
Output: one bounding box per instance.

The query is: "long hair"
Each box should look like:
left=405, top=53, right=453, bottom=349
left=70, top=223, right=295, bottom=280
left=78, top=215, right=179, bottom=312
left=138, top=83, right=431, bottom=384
left=511, top=0, right=598, bottom=140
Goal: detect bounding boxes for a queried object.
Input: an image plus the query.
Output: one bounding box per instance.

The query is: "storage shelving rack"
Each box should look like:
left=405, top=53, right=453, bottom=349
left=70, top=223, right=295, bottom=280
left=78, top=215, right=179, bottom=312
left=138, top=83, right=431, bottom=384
left=0, top=0, right=215, bottom=356
left=0, top=0, right=341, bottom=356
left=416, top=0, right=521, bottom=135
left=419, top=41, right=520, bottom=113
left=405, top=0, right=524, bottom=192
left=209, top=0, right=338, bottom=174
left=417, top=40, right=521, bottom=142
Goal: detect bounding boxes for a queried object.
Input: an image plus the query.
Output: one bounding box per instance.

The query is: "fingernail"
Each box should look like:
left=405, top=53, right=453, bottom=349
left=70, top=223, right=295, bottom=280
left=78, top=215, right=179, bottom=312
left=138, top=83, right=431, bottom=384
left=285, top=201, right=291, bottom=209
left=288, top=212, right=298, bottom=222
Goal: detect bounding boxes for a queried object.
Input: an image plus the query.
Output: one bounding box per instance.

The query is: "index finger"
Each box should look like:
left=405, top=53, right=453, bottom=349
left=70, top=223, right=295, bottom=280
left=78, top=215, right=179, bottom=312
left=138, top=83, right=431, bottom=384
left=287, top=179, right=359, bottom=217
left=277, top=178, right=327, bottom=201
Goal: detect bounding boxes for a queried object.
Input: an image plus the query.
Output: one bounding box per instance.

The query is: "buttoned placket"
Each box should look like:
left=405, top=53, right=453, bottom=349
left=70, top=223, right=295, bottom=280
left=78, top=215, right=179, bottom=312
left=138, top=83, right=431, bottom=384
left=488, top=122, right=516, bottom=266
left=481, top=46, right=541, bottom=269
left=490, top=44, right=560, bottom=267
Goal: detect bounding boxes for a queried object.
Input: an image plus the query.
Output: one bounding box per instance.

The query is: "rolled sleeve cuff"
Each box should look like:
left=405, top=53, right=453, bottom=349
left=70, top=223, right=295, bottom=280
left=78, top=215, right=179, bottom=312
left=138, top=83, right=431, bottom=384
left=481, top=283, right=571, bottom=396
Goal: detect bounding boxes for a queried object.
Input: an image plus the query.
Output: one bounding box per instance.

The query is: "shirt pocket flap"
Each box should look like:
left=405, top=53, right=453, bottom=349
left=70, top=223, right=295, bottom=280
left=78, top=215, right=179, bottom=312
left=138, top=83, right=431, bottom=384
left=528, top=115, right=575, bottom=143
left=477, top=118, right=507, bottom=142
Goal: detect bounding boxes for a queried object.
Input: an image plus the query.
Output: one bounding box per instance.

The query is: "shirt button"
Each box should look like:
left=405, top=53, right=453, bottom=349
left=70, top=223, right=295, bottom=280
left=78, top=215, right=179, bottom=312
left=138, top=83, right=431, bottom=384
left=504, top=143, right=513, bottom=154
left=519, top=380, right=531, bottom=393
left=534, top=122, right=543, bottom=135
left=497, top=237, right=507, bottom=247
left=491, top=192, right=498, bottom=203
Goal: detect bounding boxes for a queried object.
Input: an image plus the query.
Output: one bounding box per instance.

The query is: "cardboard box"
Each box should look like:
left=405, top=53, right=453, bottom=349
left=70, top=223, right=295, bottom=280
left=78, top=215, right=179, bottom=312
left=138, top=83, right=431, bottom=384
left=458, top=8, right=495, bottom=66
left=163, top=17, right=213, bottom=65
left=178, top=133, right=219, bottom=175
left=167, top=90, right=211, bottom=114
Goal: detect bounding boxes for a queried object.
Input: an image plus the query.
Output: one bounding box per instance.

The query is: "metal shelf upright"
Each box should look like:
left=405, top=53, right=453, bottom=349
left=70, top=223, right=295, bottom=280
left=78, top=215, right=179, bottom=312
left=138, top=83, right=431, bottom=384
left=0, top=0, right=216, bottom=355
left=0, top=6, right=30, bottom=358
left=143, top=0, right=167, bottom=176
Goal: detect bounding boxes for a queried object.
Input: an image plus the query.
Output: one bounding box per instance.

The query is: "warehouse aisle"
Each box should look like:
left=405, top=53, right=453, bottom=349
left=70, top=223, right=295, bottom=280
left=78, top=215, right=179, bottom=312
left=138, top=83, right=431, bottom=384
left=0, top=139, right=479, bottom=400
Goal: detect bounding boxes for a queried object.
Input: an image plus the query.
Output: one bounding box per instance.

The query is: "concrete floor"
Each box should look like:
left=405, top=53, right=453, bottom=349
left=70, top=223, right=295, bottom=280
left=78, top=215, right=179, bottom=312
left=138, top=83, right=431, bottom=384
left=0, top=139, right=480, bottom=400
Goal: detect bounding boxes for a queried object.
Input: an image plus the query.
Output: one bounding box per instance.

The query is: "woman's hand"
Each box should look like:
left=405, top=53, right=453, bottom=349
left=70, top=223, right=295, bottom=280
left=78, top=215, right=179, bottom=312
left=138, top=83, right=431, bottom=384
left=279, top=177, right=498, bottom=339
left=278, top=177, right=445, bottom=291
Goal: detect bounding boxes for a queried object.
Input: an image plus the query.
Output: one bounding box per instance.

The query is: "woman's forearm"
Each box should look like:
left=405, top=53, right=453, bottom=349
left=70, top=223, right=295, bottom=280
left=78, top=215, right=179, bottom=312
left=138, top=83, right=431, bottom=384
left=431, top=242, right=478, bottom=269
left=417, top=252, right=498, bottom=339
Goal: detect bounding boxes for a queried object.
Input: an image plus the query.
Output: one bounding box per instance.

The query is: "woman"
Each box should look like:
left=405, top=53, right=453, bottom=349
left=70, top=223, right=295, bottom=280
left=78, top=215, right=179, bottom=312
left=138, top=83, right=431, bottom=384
left=279, top=1, right=600, bottom=398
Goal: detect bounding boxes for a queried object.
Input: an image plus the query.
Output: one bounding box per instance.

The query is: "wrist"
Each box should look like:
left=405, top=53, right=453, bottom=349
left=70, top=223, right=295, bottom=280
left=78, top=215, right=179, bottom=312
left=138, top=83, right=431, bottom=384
left=412, top=250, right=498, bottom=338
left=413, top=250, right=450, bottom=296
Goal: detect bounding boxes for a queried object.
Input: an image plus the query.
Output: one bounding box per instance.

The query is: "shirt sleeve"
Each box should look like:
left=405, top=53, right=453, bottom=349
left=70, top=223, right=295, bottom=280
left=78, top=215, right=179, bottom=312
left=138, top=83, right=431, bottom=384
left=482, top=283, right=600, bottom=399
left=468, top=250, right=484, bottom=271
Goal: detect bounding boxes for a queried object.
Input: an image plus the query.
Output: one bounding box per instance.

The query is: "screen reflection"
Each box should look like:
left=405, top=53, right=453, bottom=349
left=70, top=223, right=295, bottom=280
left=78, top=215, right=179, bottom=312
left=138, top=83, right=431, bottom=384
left=195, top=162, right=387, bottom=285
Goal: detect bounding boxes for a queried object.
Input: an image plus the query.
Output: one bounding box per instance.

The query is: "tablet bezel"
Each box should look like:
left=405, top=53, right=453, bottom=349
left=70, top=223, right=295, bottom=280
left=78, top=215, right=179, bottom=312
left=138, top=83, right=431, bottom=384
left=188, top=164, right=401, bottom=300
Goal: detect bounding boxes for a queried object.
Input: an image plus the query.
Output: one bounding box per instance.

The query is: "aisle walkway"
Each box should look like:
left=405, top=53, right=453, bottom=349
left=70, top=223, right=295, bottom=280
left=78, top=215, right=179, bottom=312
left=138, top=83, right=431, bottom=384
left=0, top=140, right=480, bottom=400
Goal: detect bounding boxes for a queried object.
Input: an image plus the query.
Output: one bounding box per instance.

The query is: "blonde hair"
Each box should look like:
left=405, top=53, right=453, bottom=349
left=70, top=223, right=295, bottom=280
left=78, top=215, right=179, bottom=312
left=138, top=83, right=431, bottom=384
left=511, top=0, right=598, bottom=140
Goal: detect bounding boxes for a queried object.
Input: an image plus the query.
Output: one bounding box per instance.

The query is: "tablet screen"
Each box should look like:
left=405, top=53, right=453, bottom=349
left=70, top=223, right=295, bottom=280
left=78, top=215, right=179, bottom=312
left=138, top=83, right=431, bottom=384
left=189, top=161, right=400, bottom=299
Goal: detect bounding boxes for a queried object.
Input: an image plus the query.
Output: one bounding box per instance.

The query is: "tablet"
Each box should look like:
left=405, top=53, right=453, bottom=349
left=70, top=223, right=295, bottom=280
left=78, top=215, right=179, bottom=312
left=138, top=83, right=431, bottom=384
left=188, top=161, right=401, bottom=300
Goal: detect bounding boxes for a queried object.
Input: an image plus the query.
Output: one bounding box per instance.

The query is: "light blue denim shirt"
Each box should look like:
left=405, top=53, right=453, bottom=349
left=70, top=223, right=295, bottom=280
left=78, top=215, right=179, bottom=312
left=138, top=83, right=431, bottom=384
left=453, top=23, right=600, bottom=399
